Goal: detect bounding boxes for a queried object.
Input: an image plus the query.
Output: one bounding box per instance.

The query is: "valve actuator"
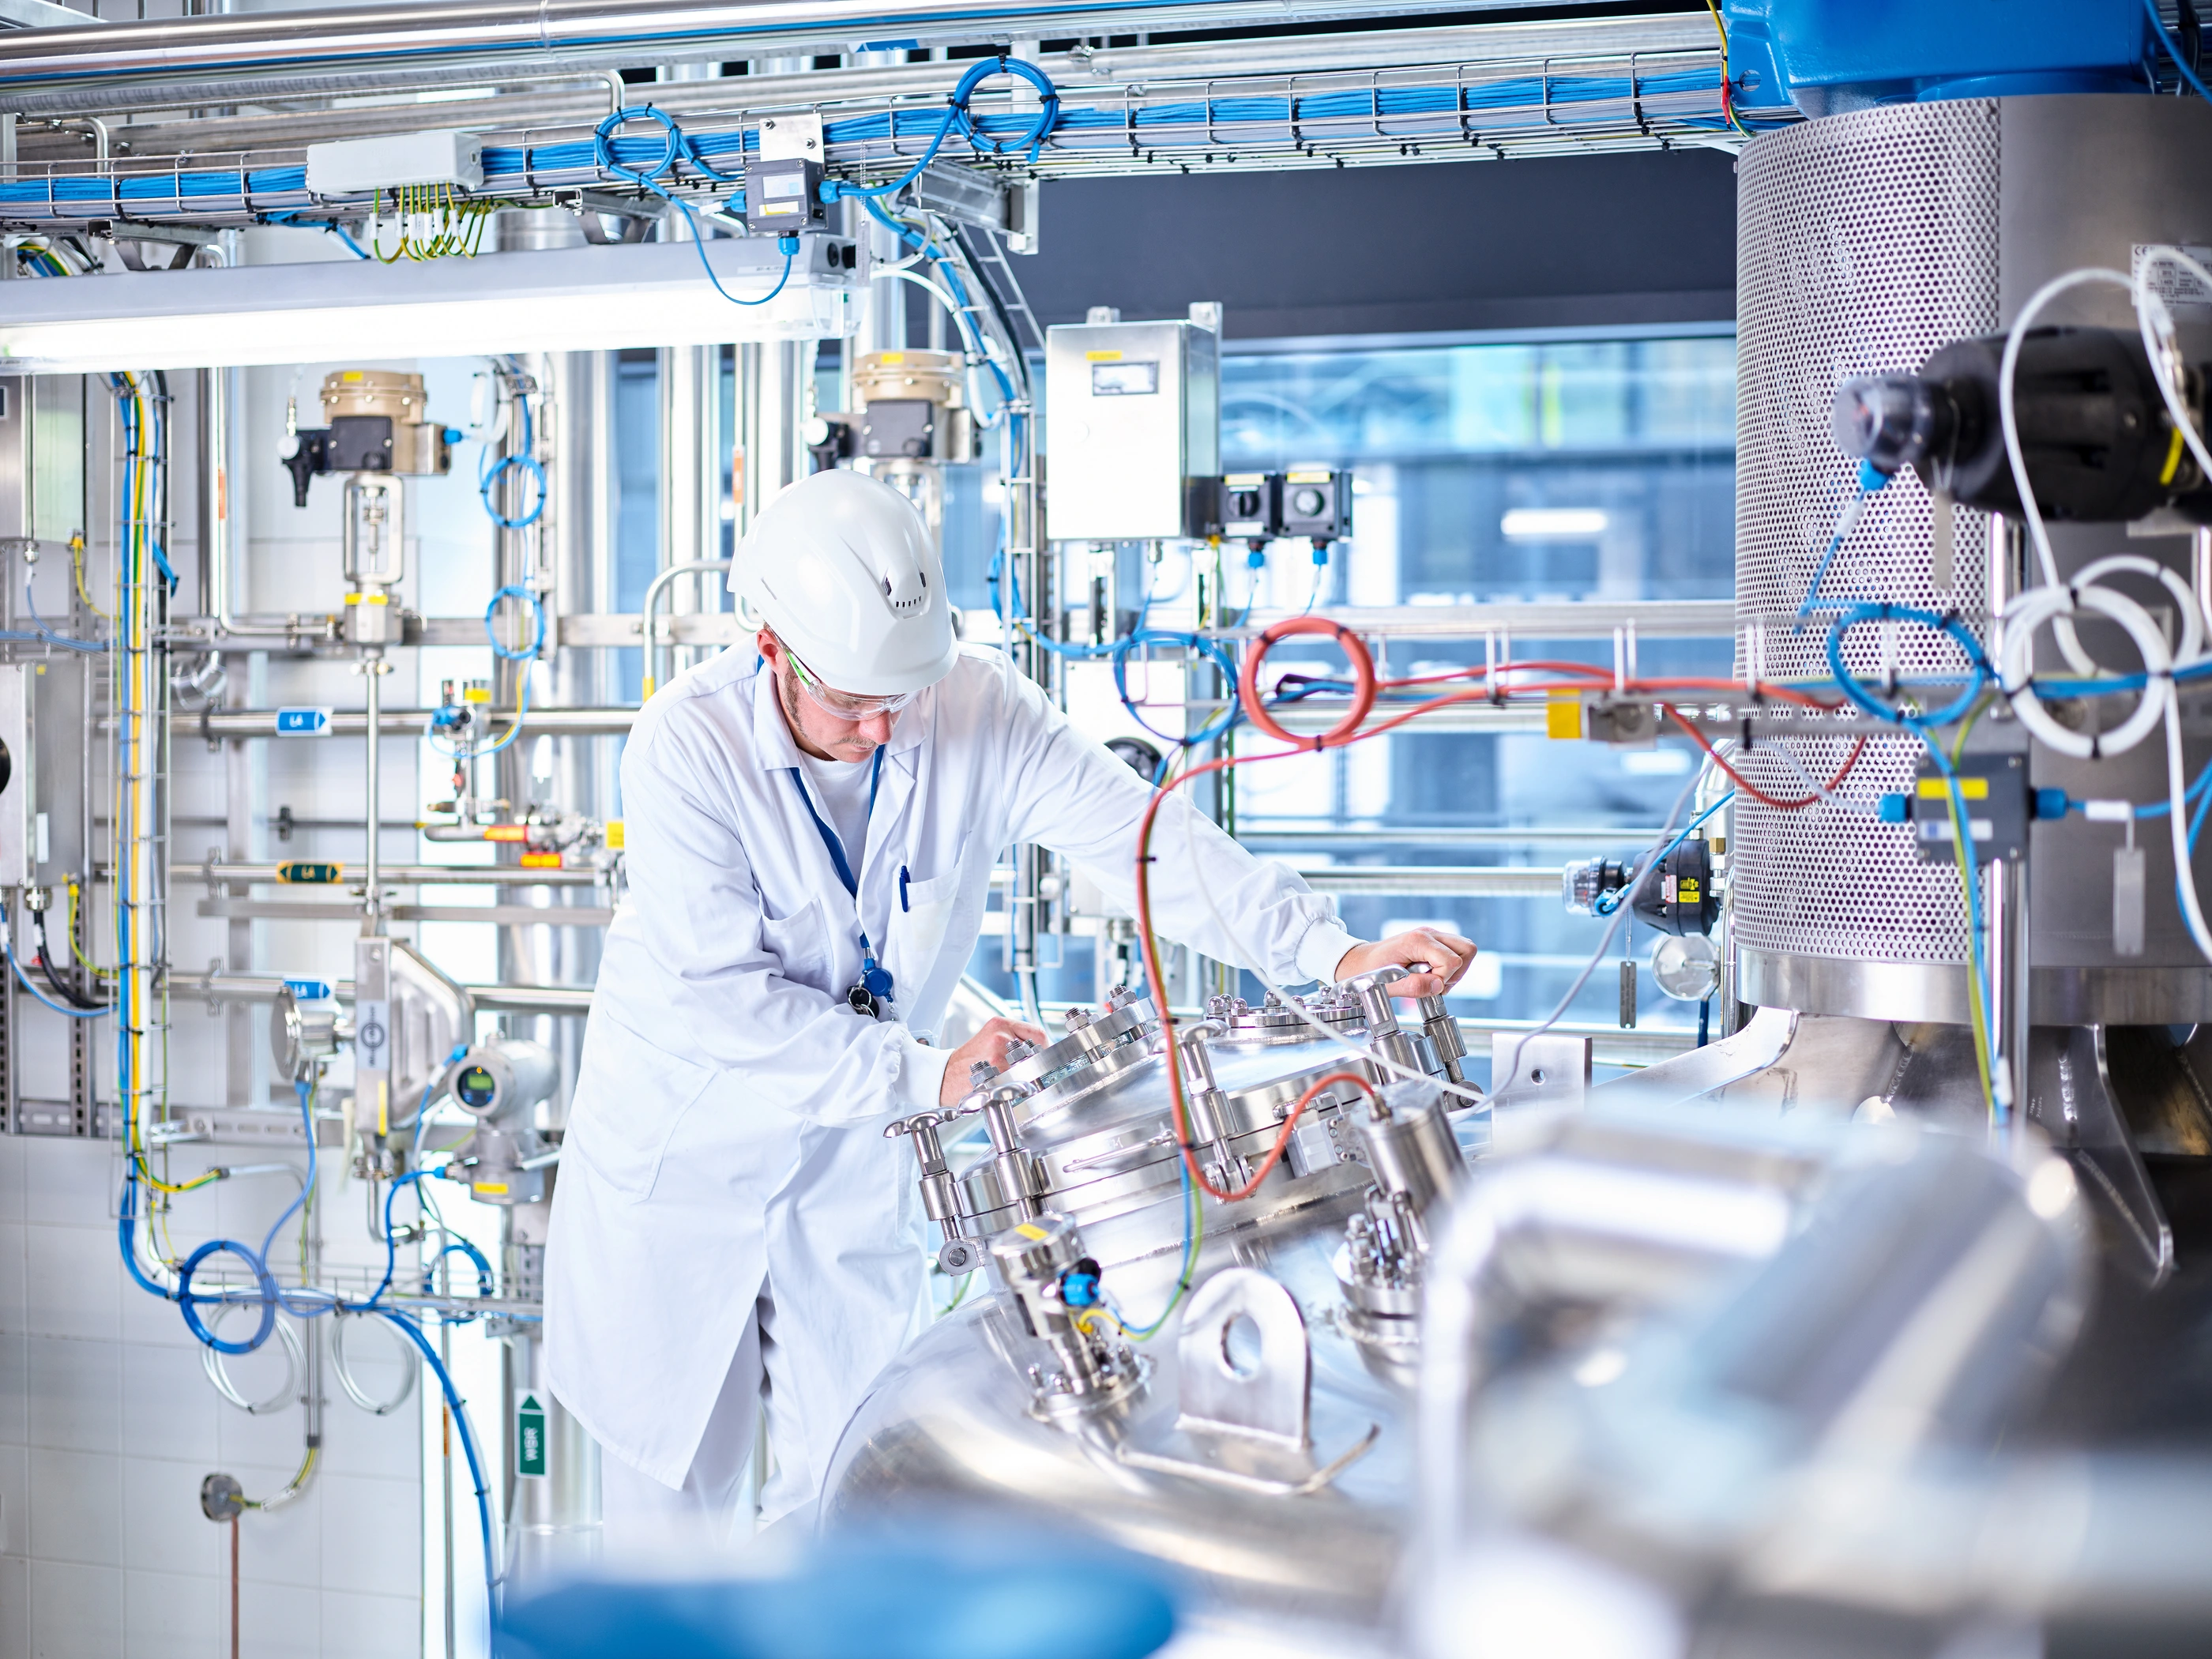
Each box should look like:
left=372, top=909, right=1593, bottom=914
left=284, top=369, right=457, bottom=508
left=1834, top=326, right=2212, bottom=525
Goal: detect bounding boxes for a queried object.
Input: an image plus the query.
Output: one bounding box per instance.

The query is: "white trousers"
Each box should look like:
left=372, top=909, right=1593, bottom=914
left=598, top=1288, right=817, bottom=1558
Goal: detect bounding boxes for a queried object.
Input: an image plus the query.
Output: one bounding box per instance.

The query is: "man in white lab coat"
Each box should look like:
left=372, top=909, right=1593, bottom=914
left=544, top=468, right=1471, bottom=1548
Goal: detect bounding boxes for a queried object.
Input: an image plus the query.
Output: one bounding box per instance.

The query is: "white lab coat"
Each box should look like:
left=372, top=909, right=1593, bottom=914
left=544, top=645, right=1357, bottom=1495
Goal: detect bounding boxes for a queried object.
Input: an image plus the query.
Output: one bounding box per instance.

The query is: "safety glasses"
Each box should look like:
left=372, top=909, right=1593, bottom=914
left=784, top=649, right=923, bottom=721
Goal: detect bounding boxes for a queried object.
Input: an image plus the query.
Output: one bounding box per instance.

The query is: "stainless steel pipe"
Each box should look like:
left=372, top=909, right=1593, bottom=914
left=62, top=17, right=1710, bottom=149
left=196, top=969, right=594, bottom=1015
left=0, top=0, right=1565, bottom=103
left=189, top=705, right=640, bottom=737
left=194, top=861, right=599, bottom=888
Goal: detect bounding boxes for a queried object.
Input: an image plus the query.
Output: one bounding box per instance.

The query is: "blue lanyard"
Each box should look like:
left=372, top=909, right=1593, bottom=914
left=786, top=747, right=893, bottom=1004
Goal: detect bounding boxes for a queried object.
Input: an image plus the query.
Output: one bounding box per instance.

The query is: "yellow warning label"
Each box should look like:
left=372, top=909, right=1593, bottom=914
left=1545, top=691, right=1583, bottom=741
left=1085, top=349, right=1124, bottom=362
left=880, top=352, right=905, bottom=365
left=473, top=1183, right=510, bottom=1197
left=1285, top=469, right=1330, bottom=483
left=605, top=819, right=625, bottom=850
left=463, top=686, right=491, bottom=704
left=1014, top=1222, right=1050, bottom=1241
left=1917, top=777, right=1988, bottom=800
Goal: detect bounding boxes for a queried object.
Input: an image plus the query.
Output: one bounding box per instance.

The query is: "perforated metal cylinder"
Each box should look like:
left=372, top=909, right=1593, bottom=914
left=1733, top=96, right=2212, bottom=1025
left=1733, top=100, right=1998, bottom=1007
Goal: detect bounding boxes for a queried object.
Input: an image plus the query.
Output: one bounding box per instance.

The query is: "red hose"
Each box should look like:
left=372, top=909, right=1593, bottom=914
left=1198, top=1070, right=1377, bottom=1205
left=1237, top=615, right=1376, bottom=749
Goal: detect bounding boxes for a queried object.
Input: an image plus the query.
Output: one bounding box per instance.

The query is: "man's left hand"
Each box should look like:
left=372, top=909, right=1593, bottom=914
left=1334, top=929, right=1477, bottom=1000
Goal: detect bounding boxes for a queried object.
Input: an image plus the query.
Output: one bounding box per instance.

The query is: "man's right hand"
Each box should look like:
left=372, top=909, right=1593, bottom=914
left=940, top=1016, right=1051, bottom=1105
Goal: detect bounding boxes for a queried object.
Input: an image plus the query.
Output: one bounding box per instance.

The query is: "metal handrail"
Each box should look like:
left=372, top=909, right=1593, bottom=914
left=641, top=559, right=735, bottom=696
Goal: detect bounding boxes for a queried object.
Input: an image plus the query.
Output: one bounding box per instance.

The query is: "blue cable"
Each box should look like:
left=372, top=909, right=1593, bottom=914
left=170, top=1078, right=338, bottom=1347
left=5, top=935, right=105, bottom=1016
left=1795, top=460, right=1887, bottom=630
left=480, top=384, right=547, bottom=529
left=2144, top=0, right=2212, bottom=104
left=484, top=581, right=548, bottom=664
left=2054, top=759, right=2212, bottom=818
left=853, top=192, right=1020, bottom=418
left=265, top=211, right=370, bottom=260
left=368, top=1168, right=438, bottom=1307
left=592, top=106, right=798, bottom=307
left=379, top=1310, right=499, bottom=1615
left=261, top=1080, right=325, bottom=1315
left=176, top=1239, right=281, bottom=1354
left=822, top=55, right=1059, bottom=201
left=1825, top=603, right=1991, bottom=729
left=423, top=1238, right=496, bottom=1309
left=1113, top=629, right=1243, bottom=756
left=1812, top=600, right=1998, bottom=1108
left=0, top=65, right=1756, bottom=224
left=476, top=584, right=544, bottom=759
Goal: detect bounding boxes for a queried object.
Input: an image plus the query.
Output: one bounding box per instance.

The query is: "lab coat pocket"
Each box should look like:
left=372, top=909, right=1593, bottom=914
left=568, top=1011, right=718, bottom=1202
left=887, top=851, right=967, bottom=992
left=758, top=894, right=829, bottom=992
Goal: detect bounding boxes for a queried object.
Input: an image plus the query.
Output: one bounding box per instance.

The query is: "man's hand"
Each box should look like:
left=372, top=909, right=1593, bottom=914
left=1334, top=929, right=1477, bottom=1000
left=940, top=1016, right=1051, bottom=1104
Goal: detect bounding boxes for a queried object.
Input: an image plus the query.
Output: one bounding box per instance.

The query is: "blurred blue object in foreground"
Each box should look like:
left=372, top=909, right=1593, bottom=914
left=496, top=1536, right=1179, bottom=1659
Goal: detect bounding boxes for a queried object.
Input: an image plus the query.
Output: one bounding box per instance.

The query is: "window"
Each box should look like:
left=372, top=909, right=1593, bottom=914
left=969, top=329, right=1739, bottom=1042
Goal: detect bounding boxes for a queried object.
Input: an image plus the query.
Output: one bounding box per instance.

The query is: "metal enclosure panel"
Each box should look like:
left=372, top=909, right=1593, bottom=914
left=1997, top=96, right=2212, bottom=994
left=1044, top=319, right=1217, bottom=540
left=0, top=665, right=32, bottom=889
left=0, top=378, right=24, bottom=542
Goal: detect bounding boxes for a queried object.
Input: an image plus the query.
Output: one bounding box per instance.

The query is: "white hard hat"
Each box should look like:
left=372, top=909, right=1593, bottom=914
left=730, top=468, right=959, bottom=698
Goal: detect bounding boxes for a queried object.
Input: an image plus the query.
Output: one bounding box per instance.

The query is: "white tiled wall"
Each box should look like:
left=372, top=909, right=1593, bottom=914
left=0, top=1134, right=423, bottom=1659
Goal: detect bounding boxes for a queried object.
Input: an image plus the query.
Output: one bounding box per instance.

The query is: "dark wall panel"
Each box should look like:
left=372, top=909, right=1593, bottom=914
left=1014, top=147, right=1740, bottom=339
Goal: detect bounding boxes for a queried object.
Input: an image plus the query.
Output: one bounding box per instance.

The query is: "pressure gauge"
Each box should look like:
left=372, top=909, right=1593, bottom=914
left=1650, top=933, right=1721, bottom=1003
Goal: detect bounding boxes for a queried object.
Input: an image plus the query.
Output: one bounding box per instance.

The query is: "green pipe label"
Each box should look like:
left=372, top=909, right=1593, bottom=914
left=517, top=1394, right=547, bottom=1480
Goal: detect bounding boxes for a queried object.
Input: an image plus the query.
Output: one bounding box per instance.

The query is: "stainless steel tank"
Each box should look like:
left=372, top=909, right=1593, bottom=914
left=822, top=983, right=1480, bottom=1646
left=1732, top=94, right=2212, bottom=1025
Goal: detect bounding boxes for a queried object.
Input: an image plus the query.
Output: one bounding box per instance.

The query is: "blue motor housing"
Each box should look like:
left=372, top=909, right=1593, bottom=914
left=1725, top=0, right=2164, bottom=115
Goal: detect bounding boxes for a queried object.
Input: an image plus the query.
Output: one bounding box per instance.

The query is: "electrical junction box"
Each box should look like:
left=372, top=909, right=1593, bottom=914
left=305, top=130, right=485, bottom=197
left=1280, top=468, right=1352, bottom=546
left=1045, top=308, right=1221, bottom=542
left=744, top=158, right=827, bottom=237
left=1899, top=754, right=2028, bottom=864
left=1219, top=472, right=1277, bottom=542
left=0, top=665, right=28, bottom=888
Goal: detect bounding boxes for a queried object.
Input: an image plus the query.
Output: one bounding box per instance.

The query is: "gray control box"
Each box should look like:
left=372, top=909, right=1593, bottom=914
left=1044, top=310, right=1220, bottom=541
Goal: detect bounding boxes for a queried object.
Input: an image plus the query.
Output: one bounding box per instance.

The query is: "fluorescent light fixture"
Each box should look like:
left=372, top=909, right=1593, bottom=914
left=1500, top=507, right=1609, bottom=540
left=0, top=238, right=856, bottom=374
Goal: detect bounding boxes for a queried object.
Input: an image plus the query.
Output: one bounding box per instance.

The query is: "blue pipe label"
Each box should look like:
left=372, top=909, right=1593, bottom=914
left=282, top=978, right=332, bottom=1002
left=274, top=706, right=332, bottom=736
